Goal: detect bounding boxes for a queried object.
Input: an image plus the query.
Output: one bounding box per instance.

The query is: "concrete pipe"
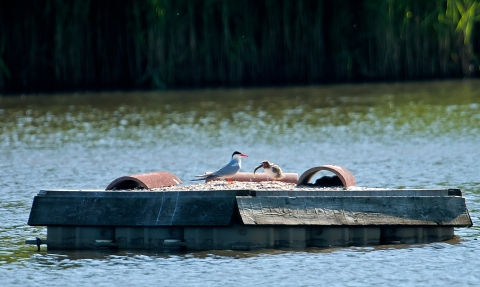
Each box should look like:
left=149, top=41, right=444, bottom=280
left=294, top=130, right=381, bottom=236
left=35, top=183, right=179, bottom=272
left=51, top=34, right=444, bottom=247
left=106, top=171, right=182, bottom=190
left=297, top=165, right=356, bottom=188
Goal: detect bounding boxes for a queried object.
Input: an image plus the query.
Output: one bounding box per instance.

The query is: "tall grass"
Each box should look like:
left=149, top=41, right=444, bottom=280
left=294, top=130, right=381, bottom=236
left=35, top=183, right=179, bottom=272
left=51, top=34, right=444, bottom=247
left=0, top=0, right=479, bottom=94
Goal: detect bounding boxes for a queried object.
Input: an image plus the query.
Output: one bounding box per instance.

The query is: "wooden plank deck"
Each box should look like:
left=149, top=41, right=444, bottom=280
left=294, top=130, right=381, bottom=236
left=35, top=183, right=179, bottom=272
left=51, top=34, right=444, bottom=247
left=236, top=196, right=472, bottom=227
left=27, top=189, right=471, bottom=228
left=28, top=190, right=250, bottom=226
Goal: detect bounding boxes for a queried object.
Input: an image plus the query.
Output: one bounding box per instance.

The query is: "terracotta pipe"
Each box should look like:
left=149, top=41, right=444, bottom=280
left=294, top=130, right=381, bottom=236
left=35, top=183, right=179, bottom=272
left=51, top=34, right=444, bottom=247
left=205, top=172, right=298, bottom=184
left=297, top=165, right=356, bottom=188
left=106, top=171, right=182, bottom=190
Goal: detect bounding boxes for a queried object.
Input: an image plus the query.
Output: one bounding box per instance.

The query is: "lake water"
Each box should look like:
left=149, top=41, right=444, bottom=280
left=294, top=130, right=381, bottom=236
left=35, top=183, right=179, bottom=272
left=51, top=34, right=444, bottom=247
left=1, top=80, right=479, bottom=286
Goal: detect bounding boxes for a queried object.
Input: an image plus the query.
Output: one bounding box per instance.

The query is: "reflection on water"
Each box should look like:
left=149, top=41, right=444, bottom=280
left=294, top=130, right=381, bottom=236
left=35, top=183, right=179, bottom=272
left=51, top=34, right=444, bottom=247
left=1, top=80, right=480, bottom=285
left=2, top=80, right=479, bottom=150
left=31, top=234, right=463, bottom=264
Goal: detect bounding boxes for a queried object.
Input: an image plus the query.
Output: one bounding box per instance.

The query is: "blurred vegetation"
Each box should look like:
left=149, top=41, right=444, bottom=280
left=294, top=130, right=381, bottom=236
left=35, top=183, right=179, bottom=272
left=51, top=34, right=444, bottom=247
left=0, top=0, right=479, bottom=94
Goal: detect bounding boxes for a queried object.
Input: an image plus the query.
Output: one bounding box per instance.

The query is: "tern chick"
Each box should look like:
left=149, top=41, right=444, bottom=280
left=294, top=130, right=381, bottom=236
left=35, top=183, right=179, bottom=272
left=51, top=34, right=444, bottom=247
left=192, top=151, right=248, bottom=183
left=253, top=160, right=285, bottom=181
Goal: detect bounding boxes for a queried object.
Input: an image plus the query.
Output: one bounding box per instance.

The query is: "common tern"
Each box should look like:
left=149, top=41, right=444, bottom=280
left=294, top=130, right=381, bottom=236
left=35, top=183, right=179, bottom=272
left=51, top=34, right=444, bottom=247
left=253, top=160, right=285, bottom=181
left=192, top=151, right=248, bottom=183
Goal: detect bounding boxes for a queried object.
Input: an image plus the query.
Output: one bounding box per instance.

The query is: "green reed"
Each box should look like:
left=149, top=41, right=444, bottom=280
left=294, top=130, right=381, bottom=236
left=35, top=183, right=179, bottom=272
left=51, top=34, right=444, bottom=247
left=0, top=0, right=478, bottom=94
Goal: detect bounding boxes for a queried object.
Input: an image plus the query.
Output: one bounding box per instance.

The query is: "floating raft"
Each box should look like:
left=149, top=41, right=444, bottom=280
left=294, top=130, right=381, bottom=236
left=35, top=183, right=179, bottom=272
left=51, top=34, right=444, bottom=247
left=26, top=166, right=473, bottom=251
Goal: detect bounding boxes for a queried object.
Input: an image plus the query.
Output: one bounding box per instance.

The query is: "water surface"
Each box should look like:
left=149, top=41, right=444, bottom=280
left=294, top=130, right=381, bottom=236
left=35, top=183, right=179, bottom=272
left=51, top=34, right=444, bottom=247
left=1, top=80, right=479, bottom=286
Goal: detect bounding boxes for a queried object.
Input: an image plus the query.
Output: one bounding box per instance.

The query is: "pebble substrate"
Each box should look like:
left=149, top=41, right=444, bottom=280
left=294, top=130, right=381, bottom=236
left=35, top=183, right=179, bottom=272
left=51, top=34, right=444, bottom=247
left=150, top=181, right=378, bottom=191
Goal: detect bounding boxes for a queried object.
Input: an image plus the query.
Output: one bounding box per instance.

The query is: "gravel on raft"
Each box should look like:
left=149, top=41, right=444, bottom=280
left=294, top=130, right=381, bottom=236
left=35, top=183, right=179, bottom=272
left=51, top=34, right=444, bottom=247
left=149, top=181, right=383, bottom=191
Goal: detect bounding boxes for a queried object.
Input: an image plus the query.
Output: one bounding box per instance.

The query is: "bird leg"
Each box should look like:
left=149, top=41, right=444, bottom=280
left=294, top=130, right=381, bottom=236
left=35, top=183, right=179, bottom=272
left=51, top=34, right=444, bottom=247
left=227, top=178, right=233, bottom=184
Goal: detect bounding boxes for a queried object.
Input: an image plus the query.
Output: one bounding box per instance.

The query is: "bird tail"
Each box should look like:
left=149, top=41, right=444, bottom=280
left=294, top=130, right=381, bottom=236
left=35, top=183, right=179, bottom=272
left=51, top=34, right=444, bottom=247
left=191, top=172, right=214, bottom=181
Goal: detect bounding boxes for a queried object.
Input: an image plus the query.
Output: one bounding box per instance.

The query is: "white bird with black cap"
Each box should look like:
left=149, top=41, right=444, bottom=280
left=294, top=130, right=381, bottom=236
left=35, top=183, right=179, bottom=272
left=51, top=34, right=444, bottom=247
left=192, top=151, right=248, bottom=183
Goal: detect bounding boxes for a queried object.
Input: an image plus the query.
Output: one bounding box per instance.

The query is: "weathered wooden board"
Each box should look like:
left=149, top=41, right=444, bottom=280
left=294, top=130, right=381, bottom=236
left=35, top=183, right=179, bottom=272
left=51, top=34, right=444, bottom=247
left=28, top=190, right=248, bottom=226
left=254, top=188, right=461, bottom=197
left=236, top=196, right=472, bottom=227
left=28, top=189, right=471, bottom=228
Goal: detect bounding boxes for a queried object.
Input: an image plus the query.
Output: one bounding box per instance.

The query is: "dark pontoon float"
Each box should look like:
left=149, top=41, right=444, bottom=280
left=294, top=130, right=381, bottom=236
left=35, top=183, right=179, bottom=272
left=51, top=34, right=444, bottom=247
left=26, top=165, right=472, bottom=251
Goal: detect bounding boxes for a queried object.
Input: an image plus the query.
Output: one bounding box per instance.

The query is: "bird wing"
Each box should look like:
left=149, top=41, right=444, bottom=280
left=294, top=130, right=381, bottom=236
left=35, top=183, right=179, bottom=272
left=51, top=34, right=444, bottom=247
left=271, top=165, right=285, bottom=179
left=211, top=158, right=240, bottom=178
left=191, top=159, right=240, bottom=181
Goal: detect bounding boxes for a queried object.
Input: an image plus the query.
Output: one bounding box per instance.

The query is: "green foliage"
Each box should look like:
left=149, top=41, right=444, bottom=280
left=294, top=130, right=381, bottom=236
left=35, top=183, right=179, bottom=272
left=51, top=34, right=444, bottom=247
left=455, top=0, right=480, bottom=44
left=0, top=0, right=479, bottom=94
left=439, top=0, right=480, bottom=44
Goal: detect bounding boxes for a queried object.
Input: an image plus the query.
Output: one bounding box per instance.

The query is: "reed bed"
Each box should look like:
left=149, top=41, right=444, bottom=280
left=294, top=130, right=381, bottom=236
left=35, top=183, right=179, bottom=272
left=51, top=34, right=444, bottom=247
left=0, top=0, right=479, bottom=94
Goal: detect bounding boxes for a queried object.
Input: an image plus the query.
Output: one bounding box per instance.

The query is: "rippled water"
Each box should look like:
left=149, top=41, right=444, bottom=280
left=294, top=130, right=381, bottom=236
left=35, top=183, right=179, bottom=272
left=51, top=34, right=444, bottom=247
left=1, top=80, right=480, bottom=286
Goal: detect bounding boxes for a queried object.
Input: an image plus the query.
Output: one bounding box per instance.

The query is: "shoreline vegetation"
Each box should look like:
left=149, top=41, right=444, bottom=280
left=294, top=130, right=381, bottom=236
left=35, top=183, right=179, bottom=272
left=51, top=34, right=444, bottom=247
left=0, top=0, right=479, bottom=95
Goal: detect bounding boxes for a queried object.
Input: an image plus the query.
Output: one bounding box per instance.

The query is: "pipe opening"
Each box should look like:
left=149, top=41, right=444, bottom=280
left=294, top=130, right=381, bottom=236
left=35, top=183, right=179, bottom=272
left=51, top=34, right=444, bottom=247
left=108, top=180, right=145, bottom=190
left=307, top=171, right=343, bottom=187
left=297, top=165, right=356, bottom=188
